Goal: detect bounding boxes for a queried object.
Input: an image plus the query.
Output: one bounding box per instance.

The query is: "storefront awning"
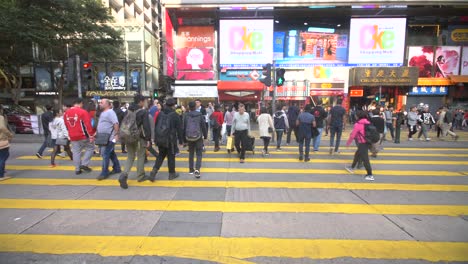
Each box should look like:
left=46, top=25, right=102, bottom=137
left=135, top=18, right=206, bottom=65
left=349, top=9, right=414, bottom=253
left=449, top=75, right=468, bottom=83
left=174, top=86, right=218, bottom=98
left=217, top=81, right=265, bottom=91
left=417, top=78, right=452, bottom=86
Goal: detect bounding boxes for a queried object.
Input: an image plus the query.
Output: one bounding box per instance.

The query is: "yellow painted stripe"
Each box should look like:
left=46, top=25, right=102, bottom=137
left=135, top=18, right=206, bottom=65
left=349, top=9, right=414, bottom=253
left=17, top=156, right=468, bottom=165
left=2, top=178, right=468, bottom=192
left=0, top=234, right=467, bottom=263
left=5, top=165, right=467, bottom=177
left=1, top=199, right=467, bottom=216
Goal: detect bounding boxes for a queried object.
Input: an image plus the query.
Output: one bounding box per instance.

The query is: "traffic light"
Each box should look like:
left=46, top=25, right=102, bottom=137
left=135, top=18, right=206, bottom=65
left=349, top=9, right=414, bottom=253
left=153, top=90, right=159, bottom=99
left=83, top=62, right=92, bottom=81
left=375, top=93, right=380, bottom=102
left=259, top=63, right=272, bottom=87
left=276, top=68, right=285, bottom=86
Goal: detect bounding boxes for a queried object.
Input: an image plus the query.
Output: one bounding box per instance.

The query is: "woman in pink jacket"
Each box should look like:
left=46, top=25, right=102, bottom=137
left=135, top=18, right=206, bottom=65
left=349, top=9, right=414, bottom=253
left=345, top=110, right=374, bottom=181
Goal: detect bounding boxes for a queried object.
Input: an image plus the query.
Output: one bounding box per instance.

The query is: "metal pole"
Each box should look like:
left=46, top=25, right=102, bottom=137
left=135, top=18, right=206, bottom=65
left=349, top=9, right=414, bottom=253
left=379, top=85, right=382, bottom=106
left=271, top=64, right=277, bottom=114
left=76, top=55, right=82, bottom=98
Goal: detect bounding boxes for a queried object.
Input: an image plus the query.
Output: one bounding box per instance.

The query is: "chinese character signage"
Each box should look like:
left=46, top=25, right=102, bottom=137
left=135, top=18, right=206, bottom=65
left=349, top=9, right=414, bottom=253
left=409, top=86, right=448, bottom=95
left=349, top=67, right=418, bottom=86
left=219, top=20, right=273, bottom=67
left=348, top=18, right=406, bottom=66
left=98, top=72, right=126, bottom=91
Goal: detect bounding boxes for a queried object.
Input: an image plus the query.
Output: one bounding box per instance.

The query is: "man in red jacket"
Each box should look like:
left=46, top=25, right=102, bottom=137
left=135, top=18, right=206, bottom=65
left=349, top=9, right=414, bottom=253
left=63, top=98, right=95, bottom=175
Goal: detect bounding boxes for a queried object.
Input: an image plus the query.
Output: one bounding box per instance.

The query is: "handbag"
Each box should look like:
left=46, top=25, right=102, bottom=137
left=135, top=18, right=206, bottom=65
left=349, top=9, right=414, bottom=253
left=311, top=127, right=320, bottom=138
left=55, top=137, right=69, bottom=146
left=94, top=132, right=112, bottom=146
left=268, top=127, right=273, bottom=133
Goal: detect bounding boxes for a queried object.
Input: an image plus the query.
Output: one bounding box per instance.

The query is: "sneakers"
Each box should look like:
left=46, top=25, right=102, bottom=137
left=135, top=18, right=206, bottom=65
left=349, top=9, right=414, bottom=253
left=80, top=165, right=92, bottom=173
left=96, top=174, right=109, bottom=181
left=345, top=167, right=355, bottom=174
left=304, top=157, right=310, bottom=162
left=276, top=148, right=282, bottom=152
left=425, top=138, right=431, bottom=141
left=75, top=170, right=82, bottom=175
left=118, top=173, right=128, bottom=189
left=49, top=164, right=57, bottom=168
left=58, top=152, right=66, bottom=158
left=194, top=170, right=201, bottom=179
left=329, top=147, right=333, bottom=155
left=169, top=172, right=179, bottom=180
left=109, top=169, right=122, bottom=175
left=240, top=159, right=245, bottom=163
left=214, top=147, right=220, bottom=152
left=189, top=169, right=195, bottom=175
left=36, top=153, right=43, bottom=159
left=299, top=155, right=303, bottom=161
left=0, top=176, right=12, bottom=181
left=365, top=175, right=375, bottom=181
left=137, top=174, right=147, bottom=182
left=148, top=168, right=158, bottom=182
left=408, top=138, right=413, bottom=141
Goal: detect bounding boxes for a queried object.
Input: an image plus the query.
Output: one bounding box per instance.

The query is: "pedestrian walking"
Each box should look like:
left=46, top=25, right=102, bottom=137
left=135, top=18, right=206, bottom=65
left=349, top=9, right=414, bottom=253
left=50, top=110, right=73, bottom=167
left=273, top=105, right=289, bottom=151
left=184, top=101, right=207, bottom=178
left=312, top=101, right=327, bottom=152
left=210, top=104, right=224, bottom=152
left=438, top=106, right=459, bottom=141
left=113, top=100, right=127, bottom=153
left=36, top=105, right=54, bottom=159
left=383, top=106, right=395, bottom=140
left=417, top=105, right=435, bottom=141
left=407, top=105, right=419, bottom=140
left=345, top=110, right=374, bottom=181
left=328, top=99, right=346, bottom=155
left=286, top=103, right=300, bottom=145
left=297, top=105, right=316, bottom=162
left=149, top=98, right=183, bottom=181
left=0, top=105, right=13, bottom=180
left=95, top=99, right=121, bottom=180
left=118, top=95, right=152, bottom=189
left=232, top=103, right=251, bottom=163
left=63, top=98, right=95, bottom=175
left=370, top=109, right=385, bottom=158
left=257, top=107, right=274, bottom=156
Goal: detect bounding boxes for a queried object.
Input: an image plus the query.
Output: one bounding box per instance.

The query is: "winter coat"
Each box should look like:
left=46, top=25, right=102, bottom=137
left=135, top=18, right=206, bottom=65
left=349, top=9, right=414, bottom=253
left=346, top=118, right=370, bottom=146
left=257, top=113, right=274, bottom=138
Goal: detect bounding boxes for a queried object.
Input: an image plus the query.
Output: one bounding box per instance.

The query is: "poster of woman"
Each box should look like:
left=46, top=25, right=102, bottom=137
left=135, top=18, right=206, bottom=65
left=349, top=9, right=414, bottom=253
left=435, top=46, right=461, bottom=77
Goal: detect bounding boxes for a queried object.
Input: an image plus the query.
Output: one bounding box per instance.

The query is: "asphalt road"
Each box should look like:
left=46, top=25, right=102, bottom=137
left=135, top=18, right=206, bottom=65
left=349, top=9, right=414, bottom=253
left=1, top=128, right=468, bottom=264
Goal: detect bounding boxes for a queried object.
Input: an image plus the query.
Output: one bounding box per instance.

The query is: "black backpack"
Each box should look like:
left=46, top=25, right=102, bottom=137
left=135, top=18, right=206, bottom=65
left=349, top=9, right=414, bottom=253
left=154, top=111, right=171, bottom=147
left=186, top=114, right=202, bottom=142
left=209, top=115, right=220, bottom=129
left=364, top=124, right=380, bottom=144
left=443, top=111, right=453, bottom=123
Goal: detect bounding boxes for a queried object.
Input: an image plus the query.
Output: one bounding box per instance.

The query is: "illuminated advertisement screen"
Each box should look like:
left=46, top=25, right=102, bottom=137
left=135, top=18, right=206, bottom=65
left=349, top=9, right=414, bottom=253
left=176, top=48, right=213, bottom=71
left=462, top=46, right=468, bottom=75
left=274, top=31, right=348, bottom=68
left=219, top=20, right=273, bottom=68
left=434, top=46, right=461, bottom=77
left=348, top=18, right=406, bottom=66
left=407, top=46, right=434, bottom=77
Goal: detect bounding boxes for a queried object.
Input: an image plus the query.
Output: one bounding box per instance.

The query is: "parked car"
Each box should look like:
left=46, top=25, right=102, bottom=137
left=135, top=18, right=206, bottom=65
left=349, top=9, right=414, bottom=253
left=1, top=103, right=34, bottom=134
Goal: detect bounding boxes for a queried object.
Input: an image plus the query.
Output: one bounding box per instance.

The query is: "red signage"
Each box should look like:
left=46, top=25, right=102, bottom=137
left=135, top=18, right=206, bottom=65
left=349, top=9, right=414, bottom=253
left=349, top=89, right=364, bottom=97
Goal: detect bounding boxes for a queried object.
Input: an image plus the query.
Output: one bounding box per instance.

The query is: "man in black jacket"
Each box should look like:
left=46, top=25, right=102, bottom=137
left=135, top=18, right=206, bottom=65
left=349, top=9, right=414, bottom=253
left=312, top=101, right=327, bottom=152
left=36, top=105, right=54, bottom=159
left=118, top=95, right=152, bottom=189
left=184, top=101, right=208, bottom=178
left=286, top=103, right=299, bottom=145
left=148, top=98, right=183, bottom=181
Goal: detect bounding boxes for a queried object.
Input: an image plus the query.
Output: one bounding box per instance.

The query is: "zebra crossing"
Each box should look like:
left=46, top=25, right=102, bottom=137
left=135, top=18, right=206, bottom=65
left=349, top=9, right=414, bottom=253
left=0, top=143, right=467, bottom=263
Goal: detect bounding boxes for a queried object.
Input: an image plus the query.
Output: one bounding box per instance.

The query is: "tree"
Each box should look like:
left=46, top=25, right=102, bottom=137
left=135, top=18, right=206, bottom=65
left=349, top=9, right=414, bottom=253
left=0, top=0, right=122, bottom=106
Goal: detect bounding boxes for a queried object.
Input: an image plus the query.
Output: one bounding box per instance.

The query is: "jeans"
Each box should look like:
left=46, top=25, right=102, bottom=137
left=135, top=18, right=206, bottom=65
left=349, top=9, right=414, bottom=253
left=152, top=145, right=176, bottom=173
left=351, top=143, right=372, bottom=176
left=286, top=125, right=298, bottom=144
left=312, top=128, right=323, bottom=151
left=37, top=133, right=49, bottom=155
left=188, top=139, right=203, bottom=171
left=213, top=127, right=221, bottom=148
left=100, top=141, right=121, bottom=176
left=386, top=122, right=394, bottom=139
left=0, top=147, right=9, bottom=177
left=71, top=139, right=95, bottom=172
left=275, top=129, right=284, bottom=148
left=298, top=136, right=312, bottom=158
left=124, top=138, right=147, bottom=177
left=234, top=129, right=249, bottom=160
left=329, top=126, right=343, bottom=152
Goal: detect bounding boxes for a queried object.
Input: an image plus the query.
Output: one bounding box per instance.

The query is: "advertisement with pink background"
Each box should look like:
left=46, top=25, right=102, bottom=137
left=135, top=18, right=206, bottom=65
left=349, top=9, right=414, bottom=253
left=434, top=46, right=461, bottom=77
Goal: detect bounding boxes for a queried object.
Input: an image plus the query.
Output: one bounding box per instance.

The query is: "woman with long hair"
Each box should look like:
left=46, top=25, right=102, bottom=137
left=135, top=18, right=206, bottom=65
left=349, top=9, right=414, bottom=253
left=257, top=107, right=274, bottom=156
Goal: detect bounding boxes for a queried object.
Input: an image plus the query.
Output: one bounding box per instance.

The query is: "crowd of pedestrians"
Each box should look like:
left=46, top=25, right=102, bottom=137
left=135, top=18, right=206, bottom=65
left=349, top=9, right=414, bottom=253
left=12, top=95, right=464, bottom=186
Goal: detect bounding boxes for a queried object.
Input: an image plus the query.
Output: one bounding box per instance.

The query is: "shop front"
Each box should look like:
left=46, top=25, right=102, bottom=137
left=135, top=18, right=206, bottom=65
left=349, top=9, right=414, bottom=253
left=217, top=81, right=264, bottom=115
left=173, top=80, right=218, bottom=107
left=348, top=66, right=419, bottom=111
left=406, top=78, right=452, bottom=113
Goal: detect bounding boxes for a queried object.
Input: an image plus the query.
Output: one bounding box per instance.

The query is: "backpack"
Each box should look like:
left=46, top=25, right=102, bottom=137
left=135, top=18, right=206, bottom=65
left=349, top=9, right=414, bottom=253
left=209, top=115, right=220, bottom=129
left=185, top=114, right=203, bottom=142
left=364, top=124, right=380, bottom=144
left=443, top=111, right=453, bottom=123
left=154, top=111, right=171, bottom=148
left=384, top=110, right=392, bottom=122
left=119, top=109, right=141, bottom=144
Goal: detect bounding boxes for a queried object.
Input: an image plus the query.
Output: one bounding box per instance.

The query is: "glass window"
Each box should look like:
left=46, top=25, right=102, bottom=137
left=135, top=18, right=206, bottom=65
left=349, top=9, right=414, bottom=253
left=128, top=41, right=142, bottom=61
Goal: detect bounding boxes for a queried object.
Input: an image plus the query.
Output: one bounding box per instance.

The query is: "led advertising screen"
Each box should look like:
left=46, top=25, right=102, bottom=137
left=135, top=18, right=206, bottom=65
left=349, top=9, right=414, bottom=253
left=219, top=19, right=273, bottom=68
left=461, top=46, right=468, bottom=75
left=348, top=18, right=406, bottom=66
left=176, top=26, right=214, bottom=48
left=407, top=46, right=434, bottom=77
left=176, top=48, right=214, bottom=71
left=435, top=46, right=461, bottom=77
left=275, top=31, right=348, bottom=68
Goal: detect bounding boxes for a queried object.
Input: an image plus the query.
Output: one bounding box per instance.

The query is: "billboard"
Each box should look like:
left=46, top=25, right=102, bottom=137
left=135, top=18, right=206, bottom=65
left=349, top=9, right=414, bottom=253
left=407, top=46, right=434, bottom=77
left=177, top=71, right=215, bottom=80
left=219, top=19, right=273, bottom=67
left=462, top=46, right=468, bottom=75
left=165, top=10, right=174, bottom=78
left=274, top=31, right=348, bottom=68
left=434, top=46, right=461, bottom=77
left=348, top=18, right=407, bottom=66
left=177, top=26, right=214, bottom=48
left=176, top=48, right=213, bottom=70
